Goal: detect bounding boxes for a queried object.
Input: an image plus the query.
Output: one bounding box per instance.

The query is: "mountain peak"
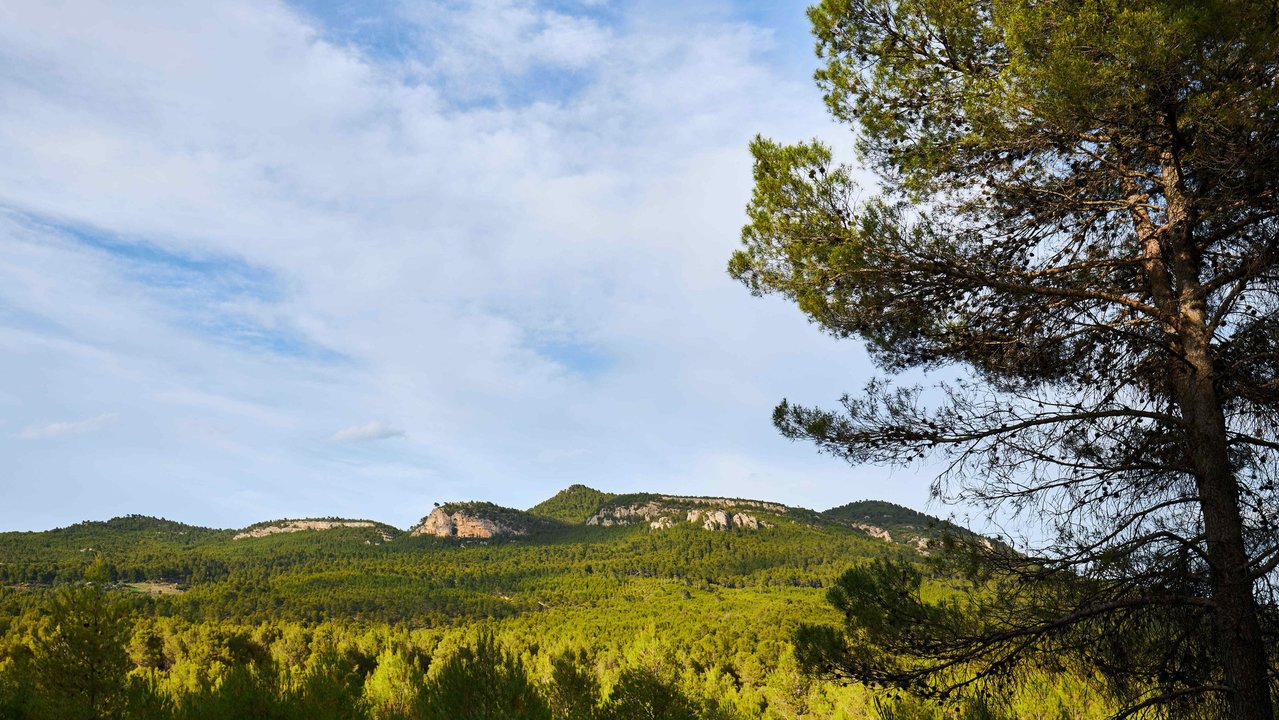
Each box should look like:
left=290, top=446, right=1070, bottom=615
left=528, top=485, right=617, bottom=524
left=822, top=500, right=972, bottom=549
left=72, top=515, right=218, bottom=535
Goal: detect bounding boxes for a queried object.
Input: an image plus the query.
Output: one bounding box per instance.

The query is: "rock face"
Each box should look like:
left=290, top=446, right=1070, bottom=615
left=587, top=501, right=669, bottom=528
left=851, top=523, right=892, bottom=542
left=687, top=509, right=771, bottom=531
left=411, top=507, right=527, bottom=539
left=234, top=520, right=395, bottom=542
left=585, top=497, right=775, bottom=532
left=649, top=516, right=675, bottom=530
left=668, top=496, right=788, bottom=514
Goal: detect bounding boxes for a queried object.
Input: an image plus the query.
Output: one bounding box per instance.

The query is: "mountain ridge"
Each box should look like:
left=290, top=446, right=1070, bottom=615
left=0, top=487, right=979, bottom=558
left=0, top=485, right=990, bottom=629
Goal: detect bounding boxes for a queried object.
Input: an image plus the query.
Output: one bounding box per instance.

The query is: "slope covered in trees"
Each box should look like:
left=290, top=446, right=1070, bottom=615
left=821, top=501, right=978, bottom=547
left=0, top=487, right=1111, bottom=718
left=529, top=485, right=618, bottom=524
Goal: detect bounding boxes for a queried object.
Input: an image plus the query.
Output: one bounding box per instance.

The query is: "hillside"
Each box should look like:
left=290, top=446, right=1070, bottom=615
left=0, top=488, right=1103, bottom=719
left=0, top=488, right=973, bottom=590
left=233, top=517, right=402, bottom=543
left=529, top=484, right=617, bottom=523
left=0, top=486, right=953, bottom=614
left=822, top=499, right=942, bottom=528
left=410, top=501, right=561, bottom=538
left=821, top=499, right=975, bottom=548
left=585, top=493, right=790, bottom=530
left=18, top=514, right=225, bottom=541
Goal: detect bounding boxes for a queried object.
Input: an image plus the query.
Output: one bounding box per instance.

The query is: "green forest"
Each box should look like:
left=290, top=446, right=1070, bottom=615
left=6, top=0, right=1279, bottom=717
left=0, top=488, right=1107, bottom=719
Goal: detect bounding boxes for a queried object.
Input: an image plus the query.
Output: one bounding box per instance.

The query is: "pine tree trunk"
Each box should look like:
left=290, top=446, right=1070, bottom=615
left=1181, top=369, right=1274, bottom=719
left=1148, top=152, right=1273, bottom=717
left=1174, top=273, right=1272, bottom=717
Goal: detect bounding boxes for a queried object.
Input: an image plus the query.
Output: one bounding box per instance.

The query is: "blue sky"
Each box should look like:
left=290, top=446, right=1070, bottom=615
left=0, top=0, right=945, bottom=531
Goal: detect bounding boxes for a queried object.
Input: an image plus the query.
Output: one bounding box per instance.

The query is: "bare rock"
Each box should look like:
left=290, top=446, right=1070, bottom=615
left=411, top=507, right=525, bottom=539
left=587, top=501, right=667, bottom=527
left=851, top=523, right=892, bottom=542
left=703, top=510, right=731, bottom=531
left=663, top=496, right=789, bottom=513
left=234, top=520, right=394, bottom=542
left=587, top=499, right=775, bottom=532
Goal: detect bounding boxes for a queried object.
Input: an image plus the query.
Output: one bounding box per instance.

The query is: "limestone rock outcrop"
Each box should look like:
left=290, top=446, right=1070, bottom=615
left=587, top=501, right=670, bottom=528
left=411, top=507, right=526, bottom=539
left=851, top=523, right=892, bottom=542
left=668, top=496, right=788, bottom=514
left=584, top=498, right=775, bottom=532
left=686, top=509, right=771, bottom=531
left=234, top=520, right=395, bottom=542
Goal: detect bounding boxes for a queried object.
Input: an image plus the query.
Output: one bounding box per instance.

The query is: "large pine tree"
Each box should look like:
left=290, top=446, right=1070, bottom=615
left=730, top=1, right=1279, bottom=716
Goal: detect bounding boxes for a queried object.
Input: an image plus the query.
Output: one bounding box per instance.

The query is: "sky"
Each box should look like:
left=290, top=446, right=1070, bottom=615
left=0, top=0, right=945, bottom=531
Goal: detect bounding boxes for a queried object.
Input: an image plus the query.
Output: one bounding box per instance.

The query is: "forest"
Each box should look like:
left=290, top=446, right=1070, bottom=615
left=0, top=489, right=1108, bottom=719
left=5, top=0, right=1279, bottom=717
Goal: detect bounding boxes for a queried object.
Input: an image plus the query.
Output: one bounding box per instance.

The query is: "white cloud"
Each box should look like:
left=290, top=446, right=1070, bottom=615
left=331, top=421, right=406, bottom=443
left=12, top=413, right=118, bottom=440
left=0, top=0, right=944, bottom=530
left=403, top=0, right=613, bottom=99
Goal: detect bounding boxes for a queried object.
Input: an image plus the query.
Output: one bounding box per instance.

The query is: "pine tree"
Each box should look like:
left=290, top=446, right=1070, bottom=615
left=730, top=1, right=1279, bottom=716
left=417, top=634, right=551, bottom=720
left=31, top=557, right=133, bottom=719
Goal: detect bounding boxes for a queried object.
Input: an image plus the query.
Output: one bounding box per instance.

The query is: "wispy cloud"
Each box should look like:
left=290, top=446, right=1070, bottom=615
left=331, top=421, right=406, bottom=443
left=0, top=0, right=938, bottom=531
left=12, top=413, right=118, bottom=440
left=403, top=0, right=614, bottom=101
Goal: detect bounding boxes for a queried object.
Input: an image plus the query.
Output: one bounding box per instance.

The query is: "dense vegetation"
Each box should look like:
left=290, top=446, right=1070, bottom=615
left=0, top=489, right=1111, bottom=719
left=730, top=0, right=1279, bottom=715
left=530, top=486, right=618, bottom=524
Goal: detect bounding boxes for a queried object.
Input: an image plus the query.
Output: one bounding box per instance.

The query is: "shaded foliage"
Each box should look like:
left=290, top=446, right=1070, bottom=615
left=730, top=0, right=1279, bottom=716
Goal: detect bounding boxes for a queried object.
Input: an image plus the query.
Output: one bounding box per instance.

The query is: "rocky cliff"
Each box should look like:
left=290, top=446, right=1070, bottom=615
left=412, top=507, right=523, bottom=539
left=234, top=519, right=398, bottom=542
left=409, top=502, right=549, bottom=539
left=585, top=495, right=777, bottom=531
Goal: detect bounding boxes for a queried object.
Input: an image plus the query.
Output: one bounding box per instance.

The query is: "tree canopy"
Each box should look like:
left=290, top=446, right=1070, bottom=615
left=730, top=1, right=1279, bottom=717
left=0, top=501, right=1110, bottom=719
